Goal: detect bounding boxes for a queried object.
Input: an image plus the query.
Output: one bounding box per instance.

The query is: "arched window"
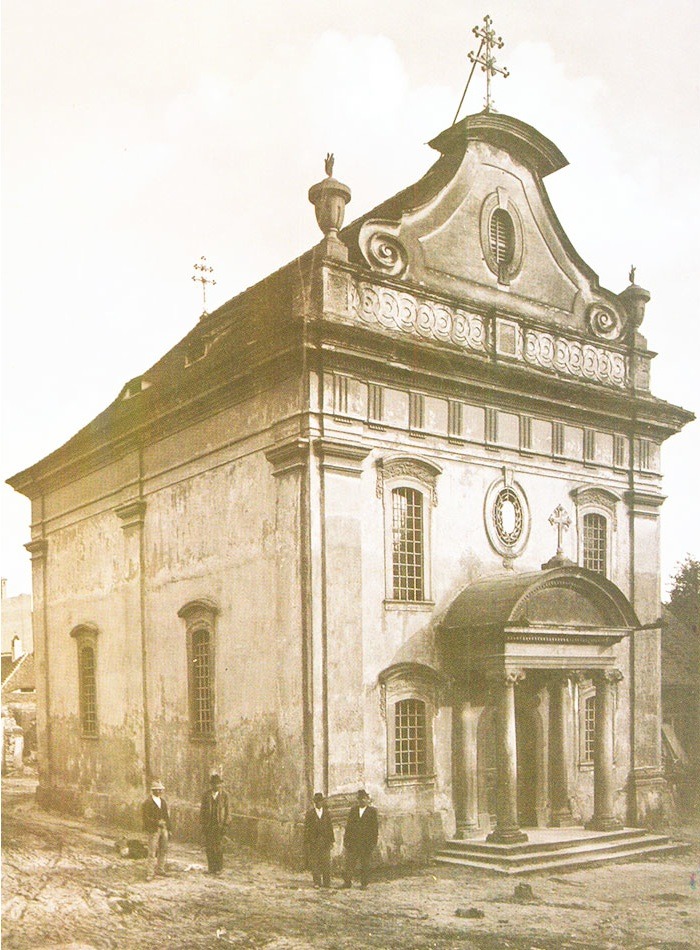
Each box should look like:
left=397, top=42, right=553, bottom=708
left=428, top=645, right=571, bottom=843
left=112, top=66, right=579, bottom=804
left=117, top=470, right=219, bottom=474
left=582, top=512, right=608, bottom=575
left=572, top=487, right=619, bottom=581
left=392, top=487, right=424, bottom=602
left=191, top=628, right=214, bottom=736
left=394, top=698, right=427, bottom=777
left=70, top=624, right=99, bottom=738
left=178, top=599, right=219, bottom=740
left=379, top=663, right=440, bottom=786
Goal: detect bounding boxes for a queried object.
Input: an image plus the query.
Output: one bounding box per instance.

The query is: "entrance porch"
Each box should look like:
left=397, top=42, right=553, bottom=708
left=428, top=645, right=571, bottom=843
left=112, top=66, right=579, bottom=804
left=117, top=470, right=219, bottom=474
left=439, top=566, right=642, bottom=843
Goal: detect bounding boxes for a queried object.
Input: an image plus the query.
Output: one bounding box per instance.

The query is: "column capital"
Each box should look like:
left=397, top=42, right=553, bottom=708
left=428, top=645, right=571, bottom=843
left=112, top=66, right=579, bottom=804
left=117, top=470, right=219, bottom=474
left=24, top=538, right=48, bottom=560
left=265, top=438, right=310, bottom=477
left=115, top=499, right=146, bottom=529
left=486, top=669, right=526, bottom=687
left=592, top=668, right=623, bottom=686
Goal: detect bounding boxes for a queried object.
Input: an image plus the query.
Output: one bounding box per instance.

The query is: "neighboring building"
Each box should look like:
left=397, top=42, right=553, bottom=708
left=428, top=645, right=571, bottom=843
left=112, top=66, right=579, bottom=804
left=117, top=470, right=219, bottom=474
left=1, top=582, right=36, bottom=767
left=7, top=110, right=693, bottom=861
left=1, top=580, right=33, bottom=655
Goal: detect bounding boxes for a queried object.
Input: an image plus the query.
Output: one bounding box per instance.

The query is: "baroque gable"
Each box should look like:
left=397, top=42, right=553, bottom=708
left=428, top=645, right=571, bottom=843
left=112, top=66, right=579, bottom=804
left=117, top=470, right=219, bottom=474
left=347, top=114, right=628, bottom=344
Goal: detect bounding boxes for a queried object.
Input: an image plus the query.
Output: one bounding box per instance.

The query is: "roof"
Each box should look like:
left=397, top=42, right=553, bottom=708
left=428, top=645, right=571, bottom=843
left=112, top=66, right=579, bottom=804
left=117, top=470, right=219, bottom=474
left=439, top=565, right=640, bottom=632
left=1, top=652, right=34, bottom=692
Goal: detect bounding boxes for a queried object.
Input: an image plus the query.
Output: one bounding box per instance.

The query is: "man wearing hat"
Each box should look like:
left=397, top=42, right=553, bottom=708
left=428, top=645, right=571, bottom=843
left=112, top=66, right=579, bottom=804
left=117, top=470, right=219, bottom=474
left=200, top=773, right=230, bottom=874
left=342, top=789, right=378, bottom=889
left=303, top=792, right=335, bottom=888
left=141, top=779, right=171, bottom=880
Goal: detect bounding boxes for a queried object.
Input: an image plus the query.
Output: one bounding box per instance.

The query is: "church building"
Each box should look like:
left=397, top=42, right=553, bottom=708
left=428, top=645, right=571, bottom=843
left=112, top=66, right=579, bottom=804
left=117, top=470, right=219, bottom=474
left=8, top=81, right=693, bottom=865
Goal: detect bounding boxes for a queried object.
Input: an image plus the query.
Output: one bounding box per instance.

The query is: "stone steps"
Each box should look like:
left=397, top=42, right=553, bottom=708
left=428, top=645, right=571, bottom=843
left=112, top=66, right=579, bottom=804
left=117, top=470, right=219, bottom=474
left=433, top=828, right=690, bottom=875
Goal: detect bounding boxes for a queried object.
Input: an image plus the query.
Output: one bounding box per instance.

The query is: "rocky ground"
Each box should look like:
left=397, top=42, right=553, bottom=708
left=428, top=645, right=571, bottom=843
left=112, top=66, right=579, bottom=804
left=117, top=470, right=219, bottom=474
left=2, top=774, right=699, bottom=950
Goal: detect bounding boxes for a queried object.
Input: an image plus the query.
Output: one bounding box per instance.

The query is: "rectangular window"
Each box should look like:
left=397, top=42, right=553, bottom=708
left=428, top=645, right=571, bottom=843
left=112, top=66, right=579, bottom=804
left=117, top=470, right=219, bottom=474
left=334, top=374, right=349, bottom=417
left=583, top=694, right=596, bottom=764
left=392, top=487, right=424, bottom=601
left=485, top=407, right=498, bottom=446
left=79, top=646, right=98, bottom=737
left=582, top=512, right=607, bottom=575
left=552, top=421, right=565, bottom=458
left=519, top=414, right=532, bottom=452
left=636, top=438, right=651, bottom=471
left=448, top=400, right=464, bottom=441
left=394, top=698, right=427, bottom=777
left=409, top=392, right=424, bottom=434
left=613, top=433, right=627, bottom=469
left=192, top=629, right=214, bottom=736
left=368, top=383, right=384, bottom=426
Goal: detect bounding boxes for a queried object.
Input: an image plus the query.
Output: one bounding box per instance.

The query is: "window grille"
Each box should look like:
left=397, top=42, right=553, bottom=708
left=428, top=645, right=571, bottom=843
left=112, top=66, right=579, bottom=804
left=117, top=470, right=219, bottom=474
left=583, top=694, right=596, bottom=763
left=582, top=512, right=607, bottom=575
left=394, top=698, right=427, bottom=776
left=489, top=209, right=515, bottom=281
left=494, top=487, right=524, bottom=546
left=392, top=487, right=424, bottom=601
left=191, top=629, right=214, bottom=736
left=79, top=646, right=98, bottom=737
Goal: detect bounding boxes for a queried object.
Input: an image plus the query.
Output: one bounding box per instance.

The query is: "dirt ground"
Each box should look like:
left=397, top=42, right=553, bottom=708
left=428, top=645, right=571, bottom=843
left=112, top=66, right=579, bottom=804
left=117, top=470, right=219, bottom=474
left=2, top=774, right=699, bottom=950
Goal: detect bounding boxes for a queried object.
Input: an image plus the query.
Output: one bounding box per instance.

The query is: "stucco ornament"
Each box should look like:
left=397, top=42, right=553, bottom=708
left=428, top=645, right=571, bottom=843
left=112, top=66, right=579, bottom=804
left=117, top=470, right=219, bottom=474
left=484, top=468, right=530, bottom=567
left=586, top=304, right=624, bottom=342
left=359, top=221, right=408, bottom=277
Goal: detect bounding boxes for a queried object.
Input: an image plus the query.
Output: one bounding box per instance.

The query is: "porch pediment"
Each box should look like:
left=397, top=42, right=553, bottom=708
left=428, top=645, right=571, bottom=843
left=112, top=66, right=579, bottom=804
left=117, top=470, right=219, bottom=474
left=438, top=566, right=639, bottom=670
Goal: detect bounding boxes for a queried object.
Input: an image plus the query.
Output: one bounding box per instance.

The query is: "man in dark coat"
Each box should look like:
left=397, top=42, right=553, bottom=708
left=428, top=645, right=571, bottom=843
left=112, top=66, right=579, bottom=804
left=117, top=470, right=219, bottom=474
left=141, top=778, right=171, bottom=880
left=304, top=792, right=335, bottom=888
left=342, top=789, right=378, bottom=889
left=200, top=773, right=230, bottom=874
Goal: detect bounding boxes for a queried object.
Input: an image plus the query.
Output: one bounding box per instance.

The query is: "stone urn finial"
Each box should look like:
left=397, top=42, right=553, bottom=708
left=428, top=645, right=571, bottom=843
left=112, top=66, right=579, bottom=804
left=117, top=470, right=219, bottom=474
left=619, top=264, right=651, bottom=333
left=308, top=154, right=351, bottom=260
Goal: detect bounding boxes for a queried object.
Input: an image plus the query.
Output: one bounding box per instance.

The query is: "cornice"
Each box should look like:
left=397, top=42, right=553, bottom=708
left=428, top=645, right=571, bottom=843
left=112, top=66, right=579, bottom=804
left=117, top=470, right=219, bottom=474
left=24, top=538, right=48, bottom=561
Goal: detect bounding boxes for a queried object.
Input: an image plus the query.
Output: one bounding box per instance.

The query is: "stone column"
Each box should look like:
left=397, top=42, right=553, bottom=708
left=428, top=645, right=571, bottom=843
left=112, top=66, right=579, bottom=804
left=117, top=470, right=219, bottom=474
left=586, top=669, right=624, bottom=831
left=486, top=671, right=528, bottom=844
left=454, top=699, right=480, bottom=838
left=549, top=672, right=574, bottom=827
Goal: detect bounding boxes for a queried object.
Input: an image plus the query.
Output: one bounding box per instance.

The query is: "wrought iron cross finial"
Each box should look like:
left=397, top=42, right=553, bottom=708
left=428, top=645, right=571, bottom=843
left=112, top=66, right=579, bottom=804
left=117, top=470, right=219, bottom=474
left=192, top=256, right=216, bottom=315
left=548, top=505, right=571, bottom=557
left=324, top=153, right=335, bottom=178
left=629, top=264, right=636, bottom=284
left=468, top=13, right=509, bottom=113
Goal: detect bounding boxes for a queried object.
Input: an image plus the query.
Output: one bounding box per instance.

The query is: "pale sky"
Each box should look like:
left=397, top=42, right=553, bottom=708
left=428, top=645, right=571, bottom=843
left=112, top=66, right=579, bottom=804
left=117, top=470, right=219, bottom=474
left=2, top=0, right=698, bottom=597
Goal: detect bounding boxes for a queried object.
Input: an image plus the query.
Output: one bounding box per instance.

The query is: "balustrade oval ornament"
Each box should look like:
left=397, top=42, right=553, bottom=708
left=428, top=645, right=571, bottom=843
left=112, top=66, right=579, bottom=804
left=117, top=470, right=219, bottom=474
left=587, top=304, right=624, bottom=341
left=365, top=232, right=408, bottom=277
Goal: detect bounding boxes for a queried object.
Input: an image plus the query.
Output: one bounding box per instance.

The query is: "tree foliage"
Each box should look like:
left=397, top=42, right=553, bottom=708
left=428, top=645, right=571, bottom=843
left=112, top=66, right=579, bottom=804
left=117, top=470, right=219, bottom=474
left=665, top=555, right=700, bottom=631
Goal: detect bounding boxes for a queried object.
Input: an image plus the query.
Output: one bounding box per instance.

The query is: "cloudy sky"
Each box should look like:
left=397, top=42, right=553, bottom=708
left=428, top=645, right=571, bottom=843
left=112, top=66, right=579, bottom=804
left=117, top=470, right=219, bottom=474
left=2, top=0, right=698, bottom=596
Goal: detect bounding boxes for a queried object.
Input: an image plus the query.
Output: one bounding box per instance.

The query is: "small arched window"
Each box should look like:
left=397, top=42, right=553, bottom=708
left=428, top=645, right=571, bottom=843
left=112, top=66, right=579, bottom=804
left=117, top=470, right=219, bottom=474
left=178, top=599, right=219, bottom=741
left=380, top=663, right=439, bottom=786
left=70, top=624, right=99, bottom=738
left=582, top=512, right=608, bottom=576
left=394, top=698, right=427, bottom=777
left=391, top=487, right=424, bottom=602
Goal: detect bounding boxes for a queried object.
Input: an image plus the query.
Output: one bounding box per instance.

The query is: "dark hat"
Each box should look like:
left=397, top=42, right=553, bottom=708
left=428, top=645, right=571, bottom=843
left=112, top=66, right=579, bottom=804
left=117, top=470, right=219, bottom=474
left=150, top=778, right=165, bottom=791
left=357, top=788, right=370, bottom=801
left=313, top=792, right=325, bottom=803
left=210, top=773, right=223, bottom=786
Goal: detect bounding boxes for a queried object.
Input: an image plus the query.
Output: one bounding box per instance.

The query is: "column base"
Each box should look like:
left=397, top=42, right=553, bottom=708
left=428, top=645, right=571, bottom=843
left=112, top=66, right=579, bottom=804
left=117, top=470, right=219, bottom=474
left=454, top=821, right=480, bottom=840
left=486, top=827, right=529, bottom=844
left=585, top=816, right=622, bottom=832
left=550, top=808, right=576, bottom=828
